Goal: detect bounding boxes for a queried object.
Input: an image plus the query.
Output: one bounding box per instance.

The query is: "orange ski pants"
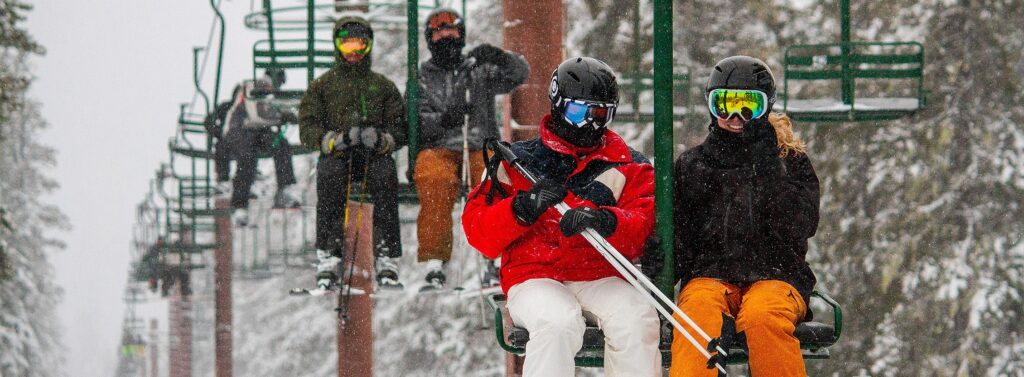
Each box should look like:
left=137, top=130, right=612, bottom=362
left=413, top=148, right=485, bottom=262
left=670, top=278, right=808, bottom=377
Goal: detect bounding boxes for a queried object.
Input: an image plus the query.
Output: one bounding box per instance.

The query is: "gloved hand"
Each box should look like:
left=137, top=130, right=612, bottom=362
left=439, top=101, right=471, bottom=129
left=357, top=127, right=396, bottom=155
left=744, top=117, right=779, bottom=159
left=348, top=126, right=364, bottom=148
left=468, top=43, right=507, bottom=65
left=511, top=179, right=568, bottom=225
left=320, top=131, right=348, bottom=156
left=280, top=111, right=298, bottom=124
left=559, top=206, right=618, bottom=238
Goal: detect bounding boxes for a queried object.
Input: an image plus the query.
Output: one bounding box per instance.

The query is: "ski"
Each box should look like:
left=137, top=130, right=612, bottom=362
left=288, top=286, right=367, bottom=297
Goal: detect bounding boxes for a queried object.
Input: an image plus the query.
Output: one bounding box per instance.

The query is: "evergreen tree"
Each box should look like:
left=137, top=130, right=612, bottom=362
left=0, top=1, right=66, bottom=375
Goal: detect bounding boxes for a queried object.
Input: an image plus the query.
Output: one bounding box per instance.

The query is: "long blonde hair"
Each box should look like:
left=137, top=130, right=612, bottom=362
left=769, top=113, right=806, bottom=157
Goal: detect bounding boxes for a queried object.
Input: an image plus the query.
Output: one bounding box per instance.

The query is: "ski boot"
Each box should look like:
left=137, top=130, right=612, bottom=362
left=420, top=259, right=447, bottom=292
left=375, top=256, right=404, bottom=291
left=273, top=185, right=302, bottom=209
left=232, top=208, right=252, bottom=227
left=315, top=249, right=341, bottom=290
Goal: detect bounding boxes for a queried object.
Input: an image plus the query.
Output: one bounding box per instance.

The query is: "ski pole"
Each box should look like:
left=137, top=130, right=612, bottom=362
left=486, top=139, right=729, bottom=374
left=338, top=148, right=372, bottom=323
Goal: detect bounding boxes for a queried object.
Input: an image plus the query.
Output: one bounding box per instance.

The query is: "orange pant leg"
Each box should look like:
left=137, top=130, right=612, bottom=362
left=736, top=280, right=808, bottom=377
left=670, top=278, right=740, bottom=377
left=413, top=149, right=461, bottom=262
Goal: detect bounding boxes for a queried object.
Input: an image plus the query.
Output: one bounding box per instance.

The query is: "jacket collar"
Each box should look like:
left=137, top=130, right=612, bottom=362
left=539, top=114, right=632, bottom=163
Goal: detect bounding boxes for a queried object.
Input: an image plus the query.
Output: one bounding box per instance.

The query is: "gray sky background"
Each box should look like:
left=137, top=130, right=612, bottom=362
left=27, top=1, right=267, bottom=375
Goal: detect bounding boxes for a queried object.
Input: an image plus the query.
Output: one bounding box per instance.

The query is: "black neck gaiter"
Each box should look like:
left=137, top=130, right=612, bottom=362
left=428, top=37, right=465, bottom=70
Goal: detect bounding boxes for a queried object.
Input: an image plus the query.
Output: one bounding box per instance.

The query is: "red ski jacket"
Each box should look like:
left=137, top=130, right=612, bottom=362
left=462, top=115, right=655, bottom=294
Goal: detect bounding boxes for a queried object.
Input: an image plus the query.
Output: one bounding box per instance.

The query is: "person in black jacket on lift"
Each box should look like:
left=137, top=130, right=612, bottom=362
left=670, top=56, right=820, bottom=377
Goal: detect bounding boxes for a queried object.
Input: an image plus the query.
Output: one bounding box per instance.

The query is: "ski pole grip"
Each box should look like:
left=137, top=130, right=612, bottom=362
left=486, top=138, right=540, bottom=184
left=487, top=139, right=517, bottom=165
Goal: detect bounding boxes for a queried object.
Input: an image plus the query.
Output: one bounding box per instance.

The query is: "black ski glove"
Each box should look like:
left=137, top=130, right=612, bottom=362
left=439, top=101, right=471, bottom=129
left=559, top=206, right=617, bottom=238
left=744, top=117, right=779, bottom=161
left=744, top=117, right=784, bottom=197
left=468, top=43, right=508, bottom=65
left=511, top=179, right=568, bottom=225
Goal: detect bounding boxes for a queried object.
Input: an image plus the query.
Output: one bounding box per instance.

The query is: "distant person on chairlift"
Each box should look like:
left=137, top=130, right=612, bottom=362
left=463, top=57, right=661, bottom=377
left=298, top=16, right=407, bottom=291
left=670, top=56, right=820, bottom=377
left=413, top=8, right=529, bottom=290
left=204, top=87, right=236, bottom=197
left=221, top=68, right=302, bottom=227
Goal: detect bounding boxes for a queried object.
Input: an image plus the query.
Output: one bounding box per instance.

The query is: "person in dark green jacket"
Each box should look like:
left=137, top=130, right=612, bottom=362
left=298, top=16, right=406, bottom=290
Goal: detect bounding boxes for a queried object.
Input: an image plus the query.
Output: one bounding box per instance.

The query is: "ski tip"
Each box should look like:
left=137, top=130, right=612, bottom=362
left=418, top=285, right=445, bottom=293
left=376, top=284, right=405, bottom=292
left=289, top=287, right=343, bottom=297
left=288, top=288, right=326, bottom=296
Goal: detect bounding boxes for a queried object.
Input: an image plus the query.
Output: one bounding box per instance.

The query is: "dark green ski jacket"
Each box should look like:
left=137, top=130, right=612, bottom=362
left=298, top=17, right=407, bottom=151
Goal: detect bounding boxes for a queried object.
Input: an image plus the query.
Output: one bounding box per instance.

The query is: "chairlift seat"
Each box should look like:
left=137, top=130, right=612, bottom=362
left=782, top=41, right=925, bottom=122
left=489, top=293, right=671, bottom=368
left=490, top=288, right=841, bottom=367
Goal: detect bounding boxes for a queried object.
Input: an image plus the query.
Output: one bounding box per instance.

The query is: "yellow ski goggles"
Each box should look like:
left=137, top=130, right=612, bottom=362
left=707, top=88, right=769, bottom=121
left=335, top=36, right=372, bottom=56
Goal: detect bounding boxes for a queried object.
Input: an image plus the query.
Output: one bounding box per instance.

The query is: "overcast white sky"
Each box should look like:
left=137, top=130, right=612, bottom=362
left=27, top=1, right=270, bottom=375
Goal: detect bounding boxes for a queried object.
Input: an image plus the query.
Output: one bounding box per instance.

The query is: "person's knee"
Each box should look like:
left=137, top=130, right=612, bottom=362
left=532, top=309, right=586, bottom=340
left=606, top=296, right=659, bottom=333
left=737, top=305, right=796, bottom=334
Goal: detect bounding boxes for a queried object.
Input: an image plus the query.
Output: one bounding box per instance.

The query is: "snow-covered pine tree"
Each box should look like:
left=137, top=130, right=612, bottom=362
left=0, top=1, right=67, bottom=375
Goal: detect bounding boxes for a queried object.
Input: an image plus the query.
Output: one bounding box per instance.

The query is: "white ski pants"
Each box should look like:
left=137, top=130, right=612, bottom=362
left=506, top=277, right=662, bottom=377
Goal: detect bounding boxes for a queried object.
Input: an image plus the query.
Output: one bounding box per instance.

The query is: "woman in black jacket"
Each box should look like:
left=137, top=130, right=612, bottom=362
left=670, top=56, right=819, bottom=377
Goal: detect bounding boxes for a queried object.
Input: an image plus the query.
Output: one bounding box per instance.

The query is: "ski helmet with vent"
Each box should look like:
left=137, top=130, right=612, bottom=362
left=547, top=57, right=619, bottom=147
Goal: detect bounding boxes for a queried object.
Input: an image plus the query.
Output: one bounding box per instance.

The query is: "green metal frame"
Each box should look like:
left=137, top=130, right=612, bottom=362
left=487, top=294, right=671, bottom=368
left=652, top=0, right=674, bottom=300
left=781, top=0, right=925, bottom=122
left=616, top=72, right=692, bottom=123
left=491, top=289, right=843, bottom=367
left=782, top=41, right=925, bottom=122
left=722, top=290, right=843, bottom=364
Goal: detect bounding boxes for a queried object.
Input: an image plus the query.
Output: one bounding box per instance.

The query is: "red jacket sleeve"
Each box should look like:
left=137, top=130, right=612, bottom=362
left=461, top=164, right=530, bottom=259
left=599, top=162, right=655, bottom=261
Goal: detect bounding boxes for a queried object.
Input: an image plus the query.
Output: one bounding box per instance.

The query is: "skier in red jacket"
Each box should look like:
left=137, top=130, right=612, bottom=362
left=462, top=57, right=661, bottom=377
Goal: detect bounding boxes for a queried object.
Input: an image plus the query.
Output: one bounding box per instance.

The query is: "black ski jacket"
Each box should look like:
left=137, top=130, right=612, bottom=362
left=673, top=124, right=819, bottom=303
left=416, top=50, right=528, bottom=151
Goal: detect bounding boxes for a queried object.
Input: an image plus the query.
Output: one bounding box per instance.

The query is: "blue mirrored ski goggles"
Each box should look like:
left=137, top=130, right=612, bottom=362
left=562, top=99, right=616, bottom=128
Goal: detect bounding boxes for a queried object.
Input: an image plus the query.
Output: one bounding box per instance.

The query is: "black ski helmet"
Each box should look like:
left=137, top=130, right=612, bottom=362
left=265, top=68, right=286, bottom=88
left=705, top=56, right=777, bottom=117
left=548, top=57, right=619, bottom=147
left=424, top=8, right=465, bottom=44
